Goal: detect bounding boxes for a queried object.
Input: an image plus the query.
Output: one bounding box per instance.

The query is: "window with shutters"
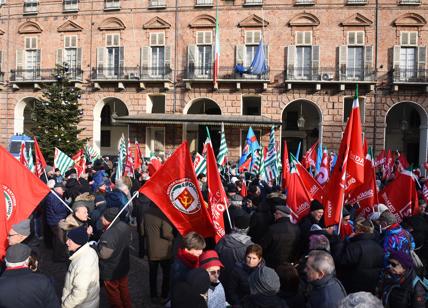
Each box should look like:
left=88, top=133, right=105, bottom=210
left=104, top=0, right=120, bottom=10
left=195, top=0, right=213, bottom=6
left=244, top=31, right=261, bottom=67
left=63, top=0, right=78, bottom=11
left=24, top=0, right=38, bottom=14
left=242, top=96, right=261, bottom=116
left=400, top=32, right=418, bottom=46
left=148, top=95, right=165, bottom=113
left=339, top=32, right=372, bottom=81
left=62, top=35, right=81, bottom=79
left=104, top=34, right=122, bottom=77
left=195, top=31, right=212, bottom=78
left=150, top=33, right=165, bottom=77
left=396, top=31, right=420, bottom=81
left=294, top=32, right=314, bottom=79
left=146, top=127, right=165, bottom=157
left=22, top=36, right=40, bottom=79
left=343, top=97, right=365, bottom=123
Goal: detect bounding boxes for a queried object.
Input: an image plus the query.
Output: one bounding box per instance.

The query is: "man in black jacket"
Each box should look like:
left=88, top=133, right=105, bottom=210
left=0, top=244, right=59, bottom=308
left=97, top=207, right=132, bottom=308
left=261, top=205, right=301, bottom=268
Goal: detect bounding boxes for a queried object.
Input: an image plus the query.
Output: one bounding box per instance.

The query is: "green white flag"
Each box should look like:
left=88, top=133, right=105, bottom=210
left=54, top=148, right=75, bottom=175
left=217, top=122, right=228, bottom=167
left=194, top=153, right=207, bottom=177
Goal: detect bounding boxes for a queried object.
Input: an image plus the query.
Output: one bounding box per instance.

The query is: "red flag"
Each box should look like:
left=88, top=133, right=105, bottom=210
left=33, top=137, right=47, bottom=177
left=123, top=138, right=134, bottom=177
left=302, top=140, right=319, bottom=169
left=238, top=156, right=252, bottom=173
left=0, top=184, right=7, bottom=258
left=315, top=149, right=330, bottom=186
left=383, top=150, right=394, bottom=180
left=397, top=152, right=410, bottom=170
left=148, top=158, right=162, bottom=177
left=240, top=181, right=247, bottom=197
left=323, top=89, right=364, bottom=226
left=0, top=146, right=50, bottom=258
left=422, top=182, right=428, bottom=204
left=139, top=142, right=215, bottom=238
left=282, top=140, right=290, bottom=190
left=295, top=162, right=324, bottom=202
left=133, top=140, right=142, bottom=170
left=378, top=171, right=419, bottom=223
left=206, top=142, right=227, bottom=243
left=375, top=149, right=386, bottom=168
left=287, top=164, right=313, bottom=222
left=19, top=142, right=28, bottom=167
left=72, top=149, right=86, bottom=178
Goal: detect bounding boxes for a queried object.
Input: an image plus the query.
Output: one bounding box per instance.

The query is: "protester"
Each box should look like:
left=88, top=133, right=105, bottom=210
left=299, top=200, right=324, bottom=253
left=199, top=250, right=227, bottom=308
left=338, top=292, right=383, bottom=308
left=0, top=244, right=59, bottom=308
left=248, top=191, right=276, bottom=244
left=276, top=263, right=305, bottom=308
left=62, top=225, right=99, bottom=308
left=105, top=180, right=130, bottom=222
left=58, top=201, right=92, bottom=243
left=96, top=207, right=132, bottom=308
left=171, top=268, right=210, bottom=308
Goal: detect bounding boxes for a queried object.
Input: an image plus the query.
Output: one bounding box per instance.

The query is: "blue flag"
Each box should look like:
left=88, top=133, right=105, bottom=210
left=239, top=127, right=260, bottom=166
left=248, top=40, right=268, bottom=75
left=295, top=142, right=301, bottom=161
left=316, top=144, right=323, bottom=174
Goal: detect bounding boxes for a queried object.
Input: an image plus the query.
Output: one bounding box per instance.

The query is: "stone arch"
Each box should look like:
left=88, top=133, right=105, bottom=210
left=14, top=97, right=39, bottom=134
left=281, top=99, right=323, bottom=159
left=394, top=13, right=426, bottom=27
left=18, top=21, right=42, bottom=34
left=384, top=101, right=428, bottom=169
left=93, top=97, right=129, bottom=154
left=289, top=13, right=320, bottom=27
left=98, top=17, right=126, bottom=31
left=183, top=97, right=222, bottom=115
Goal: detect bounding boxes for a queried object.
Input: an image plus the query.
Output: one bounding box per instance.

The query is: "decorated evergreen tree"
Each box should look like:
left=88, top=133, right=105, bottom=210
left=31, top=64, right=86, bottom=163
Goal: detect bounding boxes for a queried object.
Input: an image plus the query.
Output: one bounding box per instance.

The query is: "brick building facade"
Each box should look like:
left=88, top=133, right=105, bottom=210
left=0, top=0, right=427, bottom=166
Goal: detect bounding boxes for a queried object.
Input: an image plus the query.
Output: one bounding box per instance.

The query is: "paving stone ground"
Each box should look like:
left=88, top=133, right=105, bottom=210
left=38, top=226, right=164, bottom=308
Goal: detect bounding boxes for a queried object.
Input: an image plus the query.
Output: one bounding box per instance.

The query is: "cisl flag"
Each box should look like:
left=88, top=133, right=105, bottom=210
left=139, top=142, right=215, bottom=238
left=378, top=170, right=419, bottom=223
left=0, top=146, right=50, bottom=258
left=206, top=142, right=227, bottom=243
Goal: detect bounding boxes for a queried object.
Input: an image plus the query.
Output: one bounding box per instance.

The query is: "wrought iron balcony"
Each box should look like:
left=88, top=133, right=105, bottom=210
left=393, top=68, right=428, bottom=83
left=10, top=68, right=83, bottom=82
left=287, top=66, right=374, bottom=82
left=338, top=67, right=375, bottom=81
left=92, top=66, right=172, bottom=81
left=186, top=65, right=269, bottom=81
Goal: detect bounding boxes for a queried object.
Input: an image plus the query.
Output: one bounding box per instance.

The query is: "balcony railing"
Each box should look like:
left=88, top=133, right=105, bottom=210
left=186, top=66, right=269, bottom=81
left=10, top=68, right=83, bottom=82
left=92, top=66, right=172, bottom=80
left=393, top=68, right=428, bottom=83
left=287, top=66, right=375, bottom=82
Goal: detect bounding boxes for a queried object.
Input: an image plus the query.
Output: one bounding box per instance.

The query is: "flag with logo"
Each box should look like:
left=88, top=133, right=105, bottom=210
left=124, top=138, right=134, bottom=177
left=139, top=142, right=215, bottom=237
left=251, top=147, right=262, bottom=175
left=238, top=156, right=252, bottom=173
left=302, top=140, right=319, bottom=169
left=217, top=123, right=228, bottom=167
left=239, top=127, right=260, bottom=166
left=54, top=148, right=75, bottom=175
left=375, top=149, right=386, bottom=168
left=315, top=148, right=330, bottom=185
left=134, top=140, right=143, bottom=170
left=194, top=153, right=207, bottom=177
left=264, top=126, right=279, bottom=182
left=282, top=140, right=290, bottom=190
left=378, top=170, right=419, bottom=223
left=383, top=149, right=394, bottom=181
left=0, top=146, right=50, bottom=258
left=323, top=85, right=365, bottom=226
left=206, top=141, right=227, bottom=242
left=292, top=154, right=324, bottom=202
left=33, top=137, right=47, bottom=178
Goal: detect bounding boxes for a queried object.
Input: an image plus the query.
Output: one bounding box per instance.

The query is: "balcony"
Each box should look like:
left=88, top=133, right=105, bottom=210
left=10, top=68, right=83, bottom=82
left=149, top=0, right=166, bottom=8
left=286, top=67, right=374, bottom=82
left=393, top=68, right=428, bottom=83
left=91, top=66, right=172, bottom=81
left=338, top=67, right=375, bottom=82
left=186, top=66, right=270, bottom=81
left=399, top=0, right=420, bottom=4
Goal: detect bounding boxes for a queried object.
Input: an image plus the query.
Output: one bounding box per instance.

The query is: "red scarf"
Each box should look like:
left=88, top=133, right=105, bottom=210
left=177, top=248, right=199, bottom=269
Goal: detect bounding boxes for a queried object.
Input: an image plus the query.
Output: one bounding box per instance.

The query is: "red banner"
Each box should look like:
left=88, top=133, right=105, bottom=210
left=295, top=162, right=324, bottom=202
left=282, top=140, right=290, bottom=190
left=287, top=167, right=313, bottom=222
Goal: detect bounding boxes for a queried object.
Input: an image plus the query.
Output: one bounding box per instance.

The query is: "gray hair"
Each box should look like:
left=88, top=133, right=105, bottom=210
left=5, top=257, right=29, bottom=268
left=309, top=234, right=330, bottom=252
left=338, top=292, right=383, bottom=308
left=307, top=250, right=335, bottom=276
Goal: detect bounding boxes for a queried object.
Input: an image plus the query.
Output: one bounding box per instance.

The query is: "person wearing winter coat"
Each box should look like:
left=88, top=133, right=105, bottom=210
left=200, top=250, right=227, bottom=308
left=299, top=200, right=324, bottom=253
left=0, top=244, right=59, bottom=308
left=261, top=205, right=301, bottom=268
left=228, top=244, right=265, bottom=306
left=304, top=250, right=347, bottom=308
left=62, top=225, right=99, bottom=308
left=379, top=250, right=426, bottom=308
left=58, top=202, right=93, bottom=244
left=105, top=182, right=130, bottom=222
left=241, top=266, right=288, bottom=308
left=334, top=218, right=384, bottom=294
left=171, top=268, right=210, bottom=308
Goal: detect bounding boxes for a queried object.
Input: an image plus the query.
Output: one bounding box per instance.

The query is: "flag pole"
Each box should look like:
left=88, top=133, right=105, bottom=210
left=224, top=196, right=233, bottom=230
left=106, top=191, right=139, bottom=231
left=50, top=190, right=73, bottom=212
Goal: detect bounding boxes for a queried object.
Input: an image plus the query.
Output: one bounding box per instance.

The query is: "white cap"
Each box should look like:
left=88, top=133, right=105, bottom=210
left=231, top=177, right=239, bottom=184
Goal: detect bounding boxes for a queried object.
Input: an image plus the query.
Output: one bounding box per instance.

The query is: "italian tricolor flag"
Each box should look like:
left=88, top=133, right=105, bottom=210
left=213, top=1, right=220, bottom=85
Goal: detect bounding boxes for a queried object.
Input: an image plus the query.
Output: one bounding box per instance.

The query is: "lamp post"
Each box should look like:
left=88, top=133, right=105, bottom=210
left=297, top=103, right=306, bottom=129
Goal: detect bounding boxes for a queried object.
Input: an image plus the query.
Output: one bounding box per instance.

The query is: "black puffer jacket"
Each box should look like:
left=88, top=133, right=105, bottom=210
left=241, top=294, right=289, bottom=308
left=97, top=220, right=131, bottom=280
left=306, top=274, right=346, bottom=308
left=227, top=260, right=264, bottom=305
left=335, top=233, right=384, bottom=293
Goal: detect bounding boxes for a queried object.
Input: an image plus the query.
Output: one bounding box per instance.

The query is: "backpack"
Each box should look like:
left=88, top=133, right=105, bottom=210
left=412, top=275, right=428, bottom=303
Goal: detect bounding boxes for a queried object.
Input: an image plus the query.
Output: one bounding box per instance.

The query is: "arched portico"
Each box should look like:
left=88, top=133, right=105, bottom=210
left=14, top=97, right=38, bottom=135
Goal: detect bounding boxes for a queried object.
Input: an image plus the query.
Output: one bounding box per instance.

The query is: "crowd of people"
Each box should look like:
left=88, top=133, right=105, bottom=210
left=0, top=155, right=427, bottom=308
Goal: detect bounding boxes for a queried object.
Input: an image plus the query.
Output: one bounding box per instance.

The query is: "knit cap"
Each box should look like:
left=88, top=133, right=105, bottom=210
left=67, top=225, right=88, bottom=246
left=249, top=266, right=280, bottom=296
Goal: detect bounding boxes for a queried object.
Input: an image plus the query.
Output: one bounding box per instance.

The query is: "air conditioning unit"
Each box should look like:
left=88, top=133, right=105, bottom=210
left=322, top=73, right=334, bottom=81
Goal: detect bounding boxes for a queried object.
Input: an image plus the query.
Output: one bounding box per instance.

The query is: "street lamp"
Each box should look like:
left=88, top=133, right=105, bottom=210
left=400, top=105, right=408, bottom=132
left=297, top=103, right=306, bottom=129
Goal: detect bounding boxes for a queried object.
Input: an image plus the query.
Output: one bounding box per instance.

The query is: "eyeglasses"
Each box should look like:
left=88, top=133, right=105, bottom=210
left=209, top=270, right=220, bottom=276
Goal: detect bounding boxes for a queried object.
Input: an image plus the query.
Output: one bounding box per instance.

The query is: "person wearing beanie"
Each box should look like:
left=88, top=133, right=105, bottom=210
left=225, top=182, right=244, bottom=233
left=199, top=250, right=227, bottom=308
left=95, top=207, right=132, bottom=308
left=261, top=205, right=301, bottom=269
left=379, top=210, right=415, bottom=267
left=299, top=199, right=324, bottom=254
left=171, top=268, right=211, bottom=308
left=62, top=225, right=99, bottom=308
left=241, top=266, right=288, bottom=308
left=0, top=244, right=59, bottom=308
left=379, top=250, right=426, bottom=308
left=339, top=208, right=354, bottom=241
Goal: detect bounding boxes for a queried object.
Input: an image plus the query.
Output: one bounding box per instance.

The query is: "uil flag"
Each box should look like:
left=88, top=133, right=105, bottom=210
left=282, top=140, right=290, bottom=190
left=33, top=137, right=46, bottom=177
left=134, top=140, right=143, bottom=170
left=315, top=149, right=330, bottom=185
left=54, top=148, right=75, bottom=175
left=302, top=140, right=319, bottom=169
left=0, top=146, right=50, bottom=258
left=287, top=158, right=313, bottom=222
left=124, top=139, right=134, bottom=177
left=19, top=142, right=28, bottom=167
left=194, top=153, right=207, bottom=177
left=239, top=127, right=260, bottom=166
left=139, top=142, right=215, bottom=238
left=217, top=123, right=228, bottom=167
left=206, top=141, right=227, bottom=243
left=238, top=156, right=252, bottom=173
left=378, top=170, right=419, bottom=223
left=323, top=85, right=365, bottom=226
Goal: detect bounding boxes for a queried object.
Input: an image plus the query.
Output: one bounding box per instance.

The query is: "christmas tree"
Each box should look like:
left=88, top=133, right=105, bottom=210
left=31, top=64, right=86, bottom=163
